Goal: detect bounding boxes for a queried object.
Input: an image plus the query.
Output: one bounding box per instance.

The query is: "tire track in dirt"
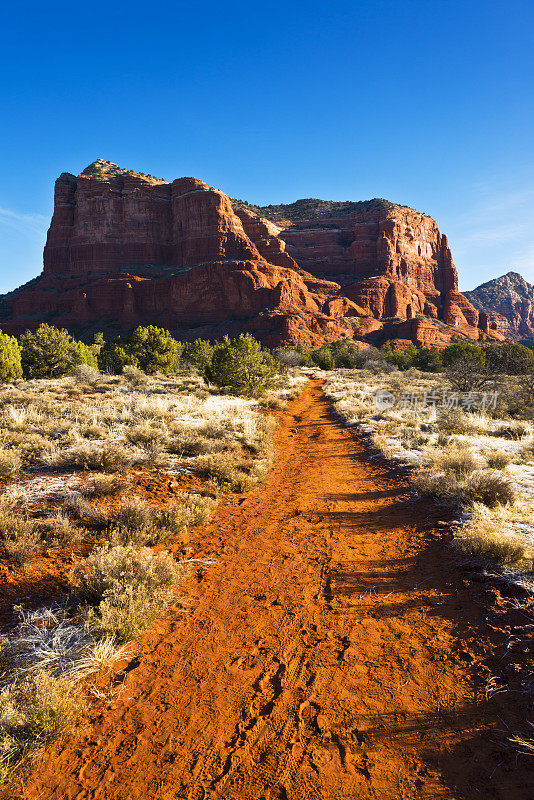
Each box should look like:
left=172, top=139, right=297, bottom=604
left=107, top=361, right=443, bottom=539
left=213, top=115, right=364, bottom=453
left=18, top=382, right=532, bottom=799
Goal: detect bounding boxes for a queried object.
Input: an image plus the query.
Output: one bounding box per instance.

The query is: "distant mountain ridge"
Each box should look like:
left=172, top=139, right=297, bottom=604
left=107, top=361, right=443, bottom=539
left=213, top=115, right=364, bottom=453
left=464, top=271, right=534, bottom=342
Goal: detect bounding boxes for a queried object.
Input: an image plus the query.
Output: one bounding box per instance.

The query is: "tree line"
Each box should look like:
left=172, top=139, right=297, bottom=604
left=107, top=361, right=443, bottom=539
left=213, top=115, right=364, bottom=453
left=0, top=324, right=278, bottom=396
left=0, top=324, right=532, bottom=394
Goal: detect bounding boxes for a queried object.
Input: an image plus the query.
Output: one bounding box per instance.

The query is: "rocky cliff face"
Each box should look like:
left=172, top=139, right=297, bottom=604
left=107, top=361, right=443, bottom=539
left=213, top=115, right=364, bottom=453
left=0, top=160, right=503, bottom=347
left=464, top=272, right=534, bottom=342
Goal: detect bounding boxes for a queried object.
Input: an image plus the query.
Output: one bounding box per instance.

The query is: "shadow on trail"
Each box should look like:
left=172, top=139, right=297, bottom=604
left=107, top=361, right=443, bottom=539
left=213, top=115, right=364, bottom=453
left=314, top=392, right=531, bottom=799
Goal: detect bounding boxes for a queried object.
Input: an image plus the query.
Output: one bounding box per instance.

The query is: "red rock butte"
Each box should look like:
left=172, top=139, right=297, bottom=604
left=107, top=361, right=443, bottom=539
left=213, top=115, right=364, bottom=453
left=0, top=159, right=504, bottom=347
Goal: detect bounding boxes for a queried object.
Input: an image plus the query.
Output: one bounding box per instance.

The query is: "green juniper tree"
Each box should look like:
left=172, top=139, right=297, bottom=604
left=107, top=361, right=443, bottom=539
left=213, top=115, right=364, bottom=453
left=207, top=334, right=277, bottom=396
left=0, top=331, right=23, bottom=382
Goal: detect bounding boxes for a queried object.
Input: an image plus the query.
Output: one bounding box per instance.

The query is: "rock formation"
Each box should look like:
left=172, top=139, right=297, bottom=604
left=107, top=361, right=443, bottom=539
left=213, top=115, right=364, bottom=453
left=0, top=160, right=504, bottom=347
left=464, top=272, right=534, bottom=343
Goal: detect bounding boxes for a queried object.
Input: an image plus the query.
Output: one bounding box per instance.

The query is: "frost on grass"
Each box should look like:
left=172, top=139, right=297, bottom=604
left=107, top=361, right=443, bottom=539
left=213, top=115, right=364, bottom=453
left=0, top=604, right=129, bottom=783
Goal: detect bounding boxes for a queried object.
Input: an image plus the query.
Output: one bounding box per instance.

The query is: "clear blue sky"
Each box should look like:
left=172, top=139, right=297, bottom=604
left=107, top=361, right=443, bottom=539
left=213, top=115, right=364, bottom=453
left=1, top=0, right=533, bottom=293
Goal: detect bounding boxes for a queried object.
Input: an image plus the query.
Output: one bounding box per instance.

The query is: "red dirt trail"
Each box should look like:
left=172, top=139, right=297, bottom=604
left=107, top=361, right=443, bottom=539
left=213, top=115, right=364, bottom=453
left=19, top=382, right=532, bottom=799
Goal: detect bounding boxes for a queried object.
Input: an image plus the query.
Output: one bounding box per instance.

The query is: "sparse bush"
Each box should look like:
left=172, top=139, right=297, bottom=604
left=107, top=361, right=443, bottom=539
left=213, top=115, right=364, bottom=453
left=0, top=449, right=21, bottom=477
left=43, top=512, right=82, bottom=547
left=197, top=453, right=255, bottom=492
left=167, top=433, right=228, bottom=457
left=0, top=673, right=81, bottom=783
left=413, top=468, right=515, bottom=508
left=495, top=420, right=530, bottom=439
left=122, top=364, right=147, bottom=386
left=207, top=334, right=277, bottom=396
left=520, top=438, right=534, bottom=463
left=273, top=348, right=303, bottom=367
left=437, top=408, right=479, bottom=435
left=455, top=519, right=533, bottom=570
left=444, top=357, right=491, bottom=392
left=432, top=446, right=477, bottom=478
left=71, top=363, right=100, bottom=385
left=464, top=471, right=516, bottom=507
left=72, top=544, right=182, bottom=642
left=156, top=493, right=216, bottom=533
left=0, top=500, right=42, bottom=564
left=2, top=519, right=42, bottom=564
left=109, top=493, right=216, bottom=545
left=486, top=451, right=512, bottom=469
left=0, top=331, right=23, bottom=382
left=58, top=443, right=133, bottom=472
left=63, top=493, right=107, bottom=525
left=126, top=423, right=166, bottom=448
left=110, top=497, right=153, bottom=537
left=89, top=475, right=129, bottom=497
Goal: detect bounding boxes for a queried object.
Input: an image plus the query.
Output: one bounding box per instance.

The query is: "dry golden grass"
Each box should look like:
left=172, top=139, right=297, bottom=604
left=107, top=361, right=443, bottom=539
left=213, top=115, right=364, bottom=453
left=0, top=673, right=82, bottom=784
left=72, top=544, right=183, bottom=642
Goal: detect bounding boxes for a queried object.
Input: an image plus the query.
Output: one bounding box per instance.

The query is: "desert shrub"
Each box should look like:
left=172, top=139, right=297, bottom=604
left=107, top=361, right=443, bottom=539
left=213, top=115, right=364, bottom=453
left=110, top=497, right=153, bottom=536
left=486, top=451, right=512, bottom=469
left=58, top=443, right=133, bottom=472
left=72, top=544, right=182, bottom=642
left=127, top=326, right=182, bottom=375
left=413, top=469, right=515, bottom=508
left=273, top=348, right=303, bottom=367
left=109, top=493, right=216, bottom=545
left=494, top=374, right=534, bottom=420
left=16, top=434, right=51, bottom=465
left=444, top=357, right=492, bottom=392
left=0, top=501, right=42, bottom=563
left=167, top=433, right=229, bottom=457
left=455, top=520, right=533, bottom=570
left=442, top=342, right=486, bottom=366
left=196, top=453, right=255, bottom=492
left=0, top=673, right=81, bottom=783
left=432, top=446, right=477, bottom=477
left=520, top=438, right=534, bottom=463
left=0, top=449, right=21, bottom=477
left=19, top=324, right=75, bottom=380
left=89, top=475, right=129, bottom=497
left=182, top=339, right=214, bottom=371
left=71, top=363, right=100, bottom=385
left=464, top=471, right=516, bottom=507
left=126, top=423, right=166, bottom=448
left=43, top=513, right=82, bottom=548
left=62, top=493, right=107, bottom=525
left=207, top=334, right=277, bottom=396
left=156, top=493, right=216, bottom=533
left=122, top=364, right=148, bottom=386
left=437, top=408, right=479, bottom=435
left=0, top=331, right=23, bottom=382
left=2, top=520, right=42, bottom=564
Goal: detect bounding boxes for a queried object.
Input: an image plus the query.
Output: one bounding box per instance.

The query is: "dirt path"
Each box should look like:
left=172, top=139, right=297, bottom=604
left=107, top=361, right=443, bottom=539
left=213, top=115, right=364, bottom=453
left=21, top=382, right=531, bottom=799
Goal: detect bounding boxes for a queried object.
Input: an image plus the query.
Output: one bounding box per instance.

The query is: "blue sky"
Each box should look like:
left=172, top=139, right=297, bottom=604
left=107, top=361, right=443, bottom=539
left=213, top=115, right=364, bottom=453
left=1, top=0, right=533, bottom=293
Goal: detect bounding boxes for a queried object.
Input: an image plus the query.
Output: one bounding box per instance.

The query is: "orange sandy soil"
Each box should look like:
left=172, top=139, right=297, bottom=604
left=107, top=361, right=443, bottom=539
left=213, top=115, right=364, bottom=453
left=0, top=469, right=206, bottom=630
left=9, top=382, right=534, bottom=799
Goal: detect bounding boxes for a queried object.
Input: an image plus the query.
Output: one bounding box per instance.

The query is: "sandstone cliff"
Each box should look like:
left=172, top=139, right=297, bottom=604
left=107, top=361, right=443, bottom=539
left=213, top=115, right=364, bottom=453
left=0, top=160, right=503, bottom=347
left=464, top=271, right=534, bottom=342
